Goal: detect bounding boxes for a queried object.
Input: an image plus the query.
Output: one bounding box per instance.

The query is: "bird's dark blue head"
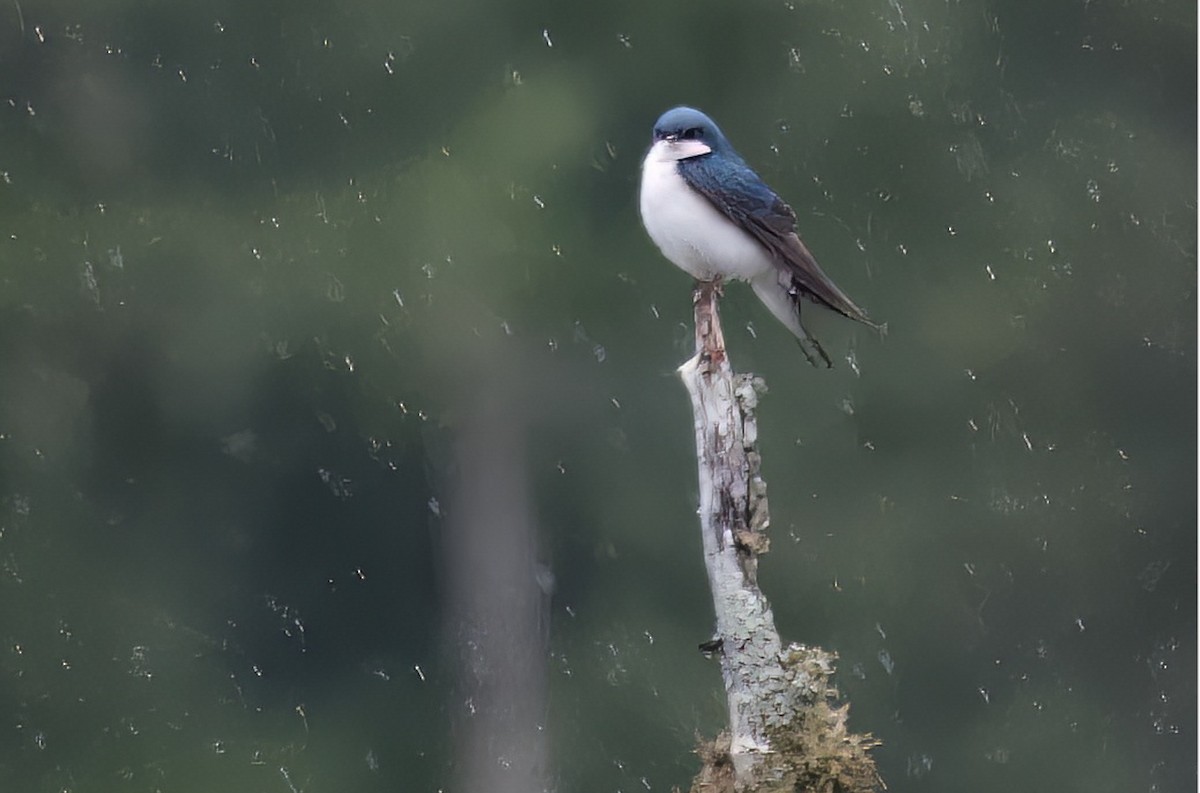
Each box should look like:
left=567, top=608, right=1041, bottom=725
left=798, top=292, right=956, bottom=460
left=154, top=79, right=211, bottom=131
left=651, top=106, right=733, bottom=153
left=649, top=106, right=746, bottom=165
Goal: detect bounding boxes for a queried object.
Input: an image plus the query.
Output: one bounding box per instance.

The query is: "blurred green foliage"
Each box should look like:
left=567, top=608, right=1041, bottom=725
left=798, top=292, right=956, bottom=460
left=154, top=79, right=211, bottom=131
left=0, top=1, right=1193, bottom=791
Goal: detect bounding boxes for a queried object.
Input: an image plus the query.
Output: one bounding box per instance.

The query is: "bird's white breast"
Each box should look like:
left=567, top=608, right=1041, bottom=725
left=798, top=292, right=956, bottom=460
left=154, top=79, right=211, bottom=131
left=639, top=142, right=775, bottom=283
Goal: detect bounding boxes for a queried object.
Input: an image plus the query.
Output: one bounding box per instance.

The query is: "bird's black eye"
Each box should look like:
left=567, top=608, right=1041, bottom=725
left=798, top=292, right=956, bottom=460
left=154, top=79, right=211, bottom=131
left=681, top=127, right=703, bottom=140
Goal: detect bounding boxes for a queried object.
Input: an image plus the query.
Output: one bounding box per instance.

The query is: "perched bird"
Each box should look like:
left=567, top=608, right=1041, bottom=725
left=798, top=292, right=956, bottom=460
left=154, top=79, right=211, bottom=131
left=639, top=106, right=880, bottom=367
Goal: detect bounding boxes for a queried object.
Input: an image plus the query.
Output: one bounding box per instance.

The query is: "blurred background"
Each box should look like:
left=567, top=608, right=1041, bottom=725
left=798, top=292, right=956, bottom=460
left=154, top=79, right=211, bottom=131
left=0, top=1, right=1194, bottom=791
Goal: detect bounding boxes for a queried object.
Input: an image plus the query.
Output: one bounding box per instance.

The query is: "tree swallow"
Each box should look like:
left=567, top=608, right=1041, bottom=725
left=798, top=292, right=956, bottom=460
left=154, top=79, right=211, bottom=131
left=639, top=106, right=880, bottom=367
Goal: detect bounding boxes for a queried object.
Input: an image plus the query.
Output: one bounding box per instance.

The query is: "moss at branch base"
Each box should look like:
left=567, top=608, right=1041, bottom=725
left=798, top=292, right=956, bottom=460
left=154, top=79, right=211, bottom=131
left=684, top=646, right=882, bottom=793
left=689, top=734, right=737, bottom=793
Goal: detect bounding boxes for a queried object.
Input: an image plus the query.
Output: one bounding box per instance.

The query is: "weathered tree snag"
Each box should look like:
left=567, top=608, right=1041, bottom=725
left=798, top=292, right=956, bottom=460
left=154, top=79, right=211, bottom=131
left=678, top=281, right=883, bottom=793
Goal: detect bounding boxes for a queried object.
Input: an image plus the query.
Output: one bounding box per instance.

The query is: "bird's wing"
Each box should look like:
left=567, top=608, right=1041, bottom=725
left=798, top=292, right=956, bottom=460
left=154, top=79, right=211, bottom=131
left=677, top=155, right=876, bottom=327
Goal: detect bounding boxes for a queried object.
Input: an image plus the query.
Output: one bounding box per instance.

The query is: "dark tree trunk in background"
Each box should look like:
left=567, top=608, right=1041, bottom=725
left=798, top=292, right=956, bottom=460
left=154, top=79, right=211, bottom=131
left=444, top=383, right=549, bottom=793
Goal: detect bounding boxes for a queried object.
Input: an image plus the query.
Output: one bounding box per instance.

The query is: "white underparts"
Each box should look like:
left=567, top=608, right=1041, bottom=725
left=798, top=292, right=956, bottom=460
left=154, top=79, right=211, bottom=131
left=639, top=142, right=777, bottom=283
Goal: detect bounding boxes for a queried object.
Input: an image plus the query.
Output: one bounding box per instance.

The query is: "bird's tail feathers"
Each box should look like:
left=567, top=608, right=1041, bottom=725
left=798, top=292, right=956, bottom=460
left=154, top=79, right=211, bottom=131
left=790, top=272, right=880, bottom=331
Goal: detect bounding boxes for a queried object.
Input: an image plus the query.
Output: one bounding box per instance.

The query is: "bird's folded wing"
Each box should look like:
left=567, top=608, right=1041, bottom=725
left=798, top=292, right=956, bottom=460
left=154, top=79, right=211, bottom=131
left=678, top=155, right=876, bottom=327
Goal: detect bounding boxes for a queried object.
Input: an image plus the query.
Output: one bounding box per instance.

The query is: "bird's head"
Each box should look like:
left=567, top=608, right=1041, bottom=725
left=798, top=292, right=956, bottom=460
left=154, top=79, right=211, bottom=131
left=650, top=106, right=729, bottom=162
